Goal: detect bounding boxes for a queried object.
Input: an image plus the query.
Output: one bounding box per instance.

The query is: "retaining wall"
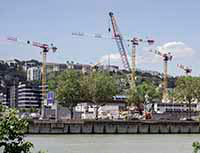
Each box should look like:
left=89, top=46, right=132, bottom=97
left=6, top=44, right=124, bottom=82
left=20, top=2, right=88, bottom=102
left=28, top=120, right=200, bottom=134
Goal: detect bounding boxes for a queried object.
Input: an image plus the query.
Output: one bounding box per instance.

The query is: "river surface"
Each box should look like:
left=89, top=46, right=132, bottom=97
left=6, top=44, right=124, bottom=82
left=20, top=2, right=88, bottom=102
left=18, top=134, right=200, bottom=153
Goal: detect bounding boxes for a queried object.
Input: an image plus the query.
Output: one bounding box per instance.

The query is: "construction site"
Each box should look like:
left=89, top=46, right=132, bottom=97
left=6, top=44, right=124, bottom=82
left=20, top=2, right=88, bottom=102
left=0, top=11, right=199, bottom=122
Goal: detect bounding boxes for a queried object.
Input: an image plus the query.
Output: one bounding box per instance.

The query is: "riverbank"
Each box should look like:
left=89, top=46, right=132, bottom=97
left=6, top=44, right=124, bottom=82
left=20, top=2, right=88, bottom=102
left=27, top=120, right=200, bottom=134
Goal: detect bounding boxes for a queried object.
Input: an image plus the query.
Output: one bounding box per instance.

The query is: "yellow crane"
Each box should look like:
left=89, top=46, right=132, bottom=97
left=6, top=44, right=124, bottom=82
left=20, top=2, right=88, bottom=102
left=128, top=37, right=154, bottom=87
left=150, top=49, right=172, bottom=102
left=7, top=36, right=57, bottom=118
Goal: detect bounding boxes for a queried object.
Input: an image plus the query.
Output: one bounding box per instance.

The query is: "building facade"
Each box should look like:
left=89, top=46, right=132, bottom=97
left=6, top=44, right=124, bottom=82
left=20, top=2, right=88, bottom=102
left=27, top=67, right=41, bottom=81
left=17, top=82, right=42, bottom=108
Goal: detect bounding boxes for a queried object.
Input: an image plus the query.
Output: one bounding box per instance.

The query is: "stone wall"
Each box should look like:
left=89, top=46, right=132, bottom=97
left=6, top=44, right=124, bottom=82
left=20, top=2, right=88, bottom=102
left=28, top=120, right=200, bottom=134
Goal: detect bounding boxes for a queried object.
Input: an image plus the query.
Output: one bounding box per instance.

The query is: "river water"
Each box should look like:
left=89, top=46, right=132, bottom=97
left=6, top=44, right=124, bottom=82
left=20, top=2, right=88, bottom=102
left=25, top=134, right=200, bottom=153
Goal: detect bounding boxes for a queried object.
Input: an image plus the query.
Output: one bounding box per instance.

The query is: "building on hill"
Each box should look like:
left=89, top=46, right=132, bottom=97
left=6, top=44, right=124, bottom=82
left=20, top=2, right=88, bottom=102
left=0, top=60, right=4, bottom=64
left=27, top=66, right=41, bottom=81
left=46, top=63, right=67, bottom=74
left=23, top=59, right=41, bottom=72
left=5, top=59, right=18, bottom=67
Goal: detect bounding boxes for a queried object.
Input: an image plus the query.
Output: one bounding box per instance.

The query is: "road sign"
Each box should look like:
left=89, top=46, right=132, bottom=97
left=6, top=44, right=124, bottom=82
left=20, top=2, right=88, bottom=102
left=47, top=91, right=55, bottom=105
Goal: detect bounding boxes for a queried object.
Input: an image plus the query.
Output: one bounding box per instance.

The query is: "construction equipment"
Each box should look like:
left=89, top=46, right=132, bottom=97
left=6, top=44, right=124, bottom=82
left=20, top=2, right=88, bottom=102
left=128, top=37, right=154, bottom=87
left=108, top=12, right=130, bottom=72
left=73, top=12, right=154, bottom=88
left=7, top=36, right=57, bottom=118
left=91, top=61, right=102, bottom=72
left=177, top=64, right=192, bottom=76
left=150, top=49, right=172, bottom=102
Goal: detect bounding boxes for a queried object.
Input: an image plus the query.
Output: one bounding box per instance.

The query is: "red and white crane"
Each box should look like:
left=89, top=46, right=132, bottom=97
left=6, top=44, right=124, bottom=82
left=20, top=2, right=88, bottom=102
left=177, top=64, right=192, bottom=76
left=150, top=49, right=172, bottom=102
left=108, top=12, right=130, bottom=72
left=6, top=36, right=57, bottom=118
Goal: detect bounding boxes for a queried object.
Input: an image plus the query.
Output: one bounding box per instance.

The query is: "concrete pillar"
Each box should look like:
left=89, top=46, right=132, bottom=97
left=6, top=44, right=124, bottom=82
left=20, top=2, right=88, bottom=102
left=82, top=124, right=93, bottom=134
left=190, top=125, right=200, bottom=133
left=149, top=124, right=159, bottom=134
left=39, top=123, right=51, bottom=134
left=180, top=125, right=190, bottom=133
left=63, top=124, right=69, bottom=133
left=105, top=124, right=117, bottom=134
left=127, top=124, right=138, bottom=134
left=69, top=124, right=82, bottom=134
left=170, top=124, right=180, bottom=134
left=117, top=124, right=128, bottom=134
left=28, top=123, right=40, bottom=134
left=138, top=124, right=149, bottom=134
left=93, top=124, right=105, bottom=134
left=50, top=123, right=64, bottom=134
left=159, top=124, right=170, bottom=134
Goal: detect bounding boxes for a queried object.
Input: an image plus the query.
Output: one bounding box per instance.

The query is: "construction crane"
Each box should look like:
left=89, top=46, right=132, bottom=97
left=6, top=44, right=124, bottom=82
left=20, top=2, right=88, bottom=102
left=128, top=37, right=154, bottom=87
left=7, top=36, right=57, bottom=118
left=150, top=49, right=172, bottom=102
left=72, top=32, right=154, bottom=87
left=177, top=64, right=192, bottom=76
left=108, top=12, right=130, bottom=72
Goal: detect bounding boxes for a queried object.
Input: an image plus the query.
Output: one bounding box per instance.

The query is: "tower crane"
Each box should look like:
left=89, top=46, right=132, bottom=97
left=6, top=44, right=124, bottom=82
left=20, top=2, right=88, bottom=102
left=108, top=12, right=130, bottom=72
left=72, top=12, right=154, bottom=88
left=7, top=36, right=57, bottom=118
left=128, top=37, right=154, bottom=87
left=177, top=64, right=192, bottom=76
left=72, top=33, right=154, bottom=87
left=150, top=49, right=172, bottom=102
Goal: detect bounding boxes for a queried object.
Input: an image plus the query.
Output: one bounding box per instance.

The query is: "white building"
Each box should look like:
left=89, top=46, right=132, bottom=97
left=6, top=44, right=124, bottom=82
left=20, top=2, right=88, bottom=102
left=154, top=103, right=200, bottom=114
left=27, top=67, right=41, bottom=81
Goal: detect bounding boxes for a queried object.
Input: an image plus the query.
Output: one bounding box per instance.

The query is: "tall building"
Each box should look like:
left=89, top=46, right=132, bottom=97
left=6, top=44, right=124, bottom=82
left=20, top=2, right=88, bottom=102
left=9, top=84, right=18, bottom=107
left=18, top=82, right=42, bottom=108
left=2, top=87, right=10, bottom=107
left=27, top=67, right=41, bottom=81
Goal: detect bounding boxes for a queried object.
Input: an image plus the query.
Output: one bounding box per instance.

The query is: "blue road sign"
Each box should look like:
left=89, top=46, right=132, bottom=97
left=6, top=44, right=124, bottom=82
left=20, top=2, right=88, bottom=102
left=47, top=91, right=55, bottom=105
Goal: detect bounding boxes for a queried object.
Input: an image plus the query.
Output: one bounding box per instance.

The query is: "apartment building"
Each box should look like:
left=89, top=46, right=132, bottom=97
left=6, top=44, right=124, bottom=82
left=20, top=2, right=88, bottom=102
left=27, top=66, right=41, bottom=81
left=17, top=82, right=42, bottom=108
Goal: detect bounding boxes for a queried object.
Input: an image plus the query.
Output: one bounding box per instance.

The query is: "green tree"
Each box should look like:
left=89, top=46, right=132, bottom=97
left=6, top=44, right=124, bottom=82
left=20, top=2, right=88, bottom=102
left=55, top=70, right=82, bottom=119
left=0, top=109, right=33, bottom=153
left=127, top=81, right=161, bottom=115
left=193, top=142, right=200, bottom=153
left=81, top=72, right=118, bottom=119
left=174, top=76, right=200, bottom=120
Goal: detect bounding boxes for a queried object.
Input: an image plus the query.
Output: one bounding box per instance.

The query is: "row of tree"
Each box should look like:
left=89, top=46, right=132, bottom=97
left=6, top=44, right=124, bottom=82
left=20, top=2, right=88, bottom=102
left=48, top=70, right=118, bottom=119
left=48, top=70, right=200, bottom=120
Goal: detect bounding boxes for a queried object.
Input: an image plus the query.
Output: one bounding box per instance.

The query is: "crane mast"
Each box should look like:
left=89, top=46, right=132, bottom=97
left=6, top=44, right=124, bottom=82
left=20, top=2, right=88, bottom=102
left=108, top=12, right=130, bottom=71
left=150, top=49, right=172, bottom=102
left=129, top=38, right=154, bottom=88
left=163, top=59, right=168, bottom=102
left=131, top=43, right=136, bottom=87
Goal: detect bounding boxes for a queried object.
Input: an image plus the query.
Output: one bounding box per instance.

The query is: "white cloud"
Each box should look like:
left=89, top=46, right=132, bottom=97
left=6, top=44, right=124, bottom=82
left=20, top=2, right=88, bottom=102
left=156, top=41, right=194, bottom=58
left=142, top=41, right=195, bottom=64
left=99, top=53, right=123, bottom=67
left=98, top=42, right=195, bottom=68
left=99, top=52, right=146, bottom=68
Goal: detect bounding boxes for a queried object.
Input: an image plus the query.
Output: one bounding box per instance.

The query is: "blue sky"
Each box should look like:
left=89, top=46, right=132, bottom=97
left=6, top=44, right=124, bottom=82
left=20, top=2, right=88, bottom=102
left=0, top=0, right=200, bottom=76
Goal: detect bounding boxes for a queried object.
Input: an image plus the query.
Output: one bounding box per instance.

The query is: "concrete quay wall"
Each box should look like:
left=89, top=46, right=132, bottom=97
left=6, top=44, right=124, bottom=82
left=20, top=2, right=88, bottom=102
left=28, top=120, right=200, bottom=134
